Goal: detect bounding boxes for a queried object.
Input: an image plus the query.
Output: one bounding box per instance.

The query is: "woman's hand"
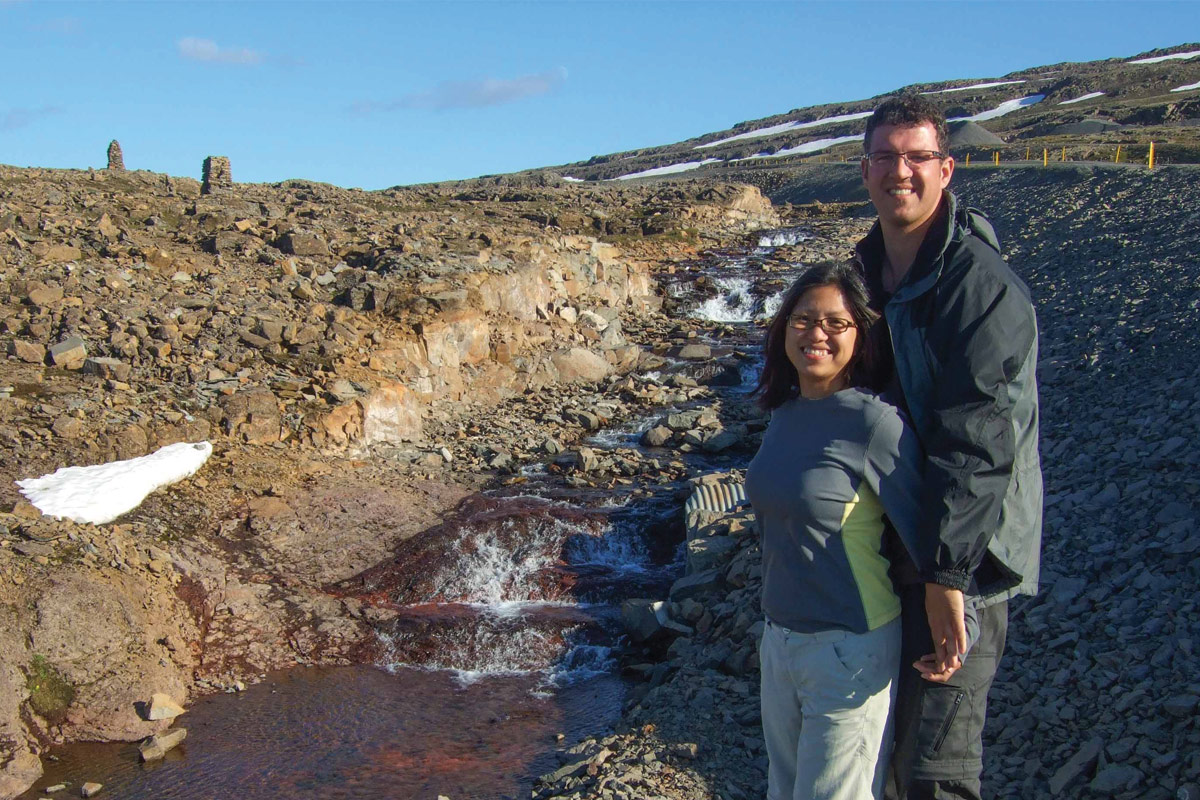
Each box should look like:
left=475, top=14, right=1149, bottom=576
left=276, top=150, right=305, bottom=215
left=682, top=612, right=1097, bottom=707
left=913, top=652, right=960, bottom=683
left=923, top=583, right=967, bottom=678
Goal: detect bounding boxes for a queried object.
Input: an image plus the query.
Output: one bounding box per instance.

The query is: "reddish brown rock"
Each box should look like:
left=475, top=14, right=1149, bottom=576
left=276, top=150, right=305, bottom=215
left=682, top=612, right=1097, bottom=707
left=48, top=337, right=87, bottom=369
left=82, top=357, right=132, bottom=382
left=221, top=388, right=282, bottom=444
left=26, top=285, right=64, bottom=306
left=7, top=339, right=46, bottom=363
left=278, top=232, right=329, bottom=256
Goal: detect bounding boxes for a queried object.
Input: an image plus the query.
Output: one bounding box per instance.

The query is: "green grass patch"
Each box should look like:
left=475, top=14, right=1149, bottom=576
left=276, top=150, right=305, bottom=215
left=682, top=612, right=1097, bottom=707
left=26, top=655, right=75, bottom=723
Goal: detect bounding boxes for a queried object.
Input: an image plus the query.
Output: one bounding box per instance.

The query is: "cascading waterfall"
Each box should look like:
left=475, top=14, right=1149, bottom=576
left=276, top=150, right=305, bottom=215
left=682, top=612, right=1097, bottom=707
left=690, top=276, right=758, bottom=322
left=760, top=289, right=785, bottom=320
left=341, top=494, right=664, bottom=686
left=756, top=227, right=811, bottom=248
left=680, top=226, right=810, bottom=323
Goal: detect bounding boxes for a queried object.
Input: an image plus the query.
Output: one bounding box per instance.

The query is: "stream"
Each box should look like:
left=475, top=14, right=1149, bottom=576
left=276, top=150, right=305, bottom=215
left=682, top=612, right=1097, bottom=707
left=19, top=227, right=809, bottom=800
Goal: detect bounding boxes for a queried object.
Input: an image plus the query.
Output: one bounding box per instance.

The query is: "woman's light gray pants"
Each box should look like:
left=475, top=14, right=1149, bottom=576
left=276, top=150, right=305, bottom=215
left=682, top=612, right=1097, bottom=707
left=761, top=617, right=901, bottom=800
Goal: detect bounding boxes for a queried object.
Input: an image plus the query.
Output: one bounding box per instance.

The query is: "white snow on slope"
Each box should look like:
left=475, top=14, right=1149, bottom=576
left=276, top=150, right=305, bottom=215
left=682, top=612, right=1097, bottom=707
left=1059, top=92, right=1105, bottom=105
left=695, top=111, right=873, bottom=150
left=1172, top=80, right=1200, bottom=93
left=951, top=94, right=1045, bottom=122
left=17, top=441, right=213, bottom=524
left=1129, top=50, right=1200, bottom=65
left=561, top=176, right=584, bottom=182
left=923, top=80, right=1026, bottom=94
left=611, top=159, right=721, bottom=180
left=733, top=134, right=862, bottom=162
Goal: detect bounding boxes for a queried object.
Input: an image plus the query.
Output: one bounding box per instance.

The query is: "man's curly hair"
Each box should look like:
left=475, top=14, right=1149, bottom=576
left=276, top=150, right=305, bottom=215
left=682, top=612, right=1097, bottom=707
left=863, top=94, right=950, bottom=154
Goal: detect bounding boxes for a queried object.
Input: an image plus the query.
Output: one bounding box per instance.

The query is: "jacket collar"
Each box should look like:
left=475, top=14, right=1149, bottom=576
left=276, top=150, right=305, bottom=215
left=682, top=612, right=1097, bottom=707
left=856, top=190, right=960, bottom=302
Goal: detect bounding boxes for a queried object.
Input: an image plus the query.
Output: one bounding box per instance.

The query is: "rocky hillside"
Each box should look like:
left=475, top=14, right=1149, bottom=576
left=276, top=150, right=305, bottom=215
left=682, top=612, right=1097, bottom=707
left=0, top=162, right=782, bottom=798
left=533, top=43, right=1200, bottom=182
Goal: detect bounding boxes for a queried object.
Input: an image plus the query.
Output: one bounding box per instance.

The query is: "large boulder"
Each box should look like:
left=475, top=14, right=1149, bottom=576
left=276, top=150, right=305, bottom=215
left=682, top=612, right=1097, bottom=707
left=360, top=382, right=423, bottom=446
left=26, top=569, right=194, bottom=743
left=621, top=599, right=692, bottom=642
left=550, top=347, right=613, bottom=383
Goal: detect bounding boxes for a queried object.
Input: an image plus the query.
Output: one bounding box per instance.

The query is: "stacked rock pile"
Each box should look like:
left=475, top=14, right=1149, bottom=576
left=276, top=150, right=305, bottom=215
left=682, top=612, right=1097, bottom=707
left=200, top=155, right=232, bottom=195
left=106, top=140, right=124, bottom=172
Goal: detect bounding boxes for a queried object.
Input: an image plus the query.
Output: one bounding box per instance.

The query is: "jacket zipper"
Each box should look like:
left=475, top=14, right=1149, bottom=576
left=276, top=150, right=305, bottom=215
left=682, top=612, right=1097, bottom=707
left=932, top=691, right=965, bottom=753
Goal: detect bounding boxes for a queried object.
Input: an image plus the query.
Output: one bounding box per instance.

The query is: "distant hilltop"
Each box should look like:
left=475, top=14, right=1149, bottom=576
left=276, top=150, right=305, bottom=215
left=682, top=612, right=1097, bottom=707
left=529, top=43, right=1200, bottom=183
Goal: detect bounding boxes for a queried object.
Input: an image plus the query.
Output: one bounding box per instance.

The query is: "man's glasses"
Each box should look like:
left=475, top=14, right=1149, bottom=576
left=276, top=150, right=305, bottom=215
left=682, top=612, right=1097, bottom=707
left=863, top=150, right=947, bottom=168
left=786, top=315, right=856, bottom=334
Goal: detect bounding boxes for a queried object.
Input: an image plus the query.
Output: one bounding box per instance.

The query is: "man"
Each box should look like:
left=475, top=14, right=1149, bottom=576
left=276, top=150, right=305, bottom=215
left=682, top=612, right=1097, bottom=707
left=854, top=94, right=1042, bottom=800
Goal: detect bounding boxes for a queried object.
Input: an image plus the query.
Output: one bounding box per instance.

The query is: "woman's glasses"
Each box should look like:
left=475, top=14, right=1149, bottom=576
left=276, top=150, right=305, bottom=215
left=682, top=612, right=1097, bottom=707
left=786, top=315, right=856, bottom=334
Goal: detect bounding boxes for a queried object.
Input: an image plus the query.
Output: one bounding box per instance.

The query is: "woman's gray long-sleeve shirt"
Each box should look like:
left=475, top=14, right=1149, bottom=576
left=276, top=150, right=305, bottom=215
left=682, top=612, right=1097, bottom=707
left=746, top=388, right=926, bottom=634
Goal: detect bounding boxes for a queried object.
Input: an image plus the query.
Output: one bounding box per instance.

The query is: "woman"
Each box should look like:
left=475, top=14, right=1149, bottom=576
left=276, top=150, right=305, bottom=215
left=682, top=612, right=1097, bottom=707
left=746, top=261, right=929, bottom=800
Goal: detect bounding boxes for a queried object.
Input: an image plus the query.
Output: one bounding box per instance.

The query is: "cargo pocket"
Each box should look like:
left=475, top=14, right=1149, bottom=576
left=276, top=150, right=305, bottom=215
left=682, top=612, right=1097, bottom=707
left=919, top=685, right=968, bottom=760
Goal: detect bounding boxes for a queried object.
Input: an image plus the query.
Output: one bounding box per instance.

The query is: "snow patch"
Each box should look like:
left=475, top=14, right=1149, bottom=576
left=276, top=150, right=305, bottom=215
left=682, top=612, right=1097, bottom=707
left=923, top=80, right=1026, bottom=94
left=611, top=159, right=721, bottom=181
left=561, top=176, right=585, bottom=182
left=16, top=441, right=213, bottom=524
left=1059, top=92, right=1105, bottom=105
left=733, top=134, right=862, bottom=161
left=696, top=111, right=873, bottom=150
left=951, top=94, right=1045, bottom=122
left=1171, top=80, right=1200, bottom=93
left=1129, top=50, right=1200, bottom=65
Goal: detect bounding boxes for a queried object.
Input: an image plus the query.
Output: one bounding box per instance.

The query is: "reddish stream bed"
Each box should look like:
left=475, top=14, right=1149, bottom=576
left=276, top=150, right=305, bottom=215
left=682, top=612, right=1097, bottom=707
left=22, top=665, right=623, bottom=800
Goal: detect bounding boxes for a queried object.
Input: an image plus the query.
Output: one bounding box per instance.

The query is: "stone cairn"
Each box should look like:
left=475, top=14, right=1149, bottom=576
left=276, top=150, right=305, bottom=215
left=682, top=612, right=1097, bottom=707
left=106, top=140, right=125, bottom=171
left=201, top=156, right=232, bottom=195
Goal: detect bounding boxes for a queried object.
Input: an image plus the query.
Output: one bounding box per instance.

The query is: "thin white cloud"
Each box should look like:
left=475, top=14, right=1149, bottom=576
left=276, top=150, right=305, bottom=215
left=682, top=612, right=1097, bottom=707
left=0, top=106, right=62, bottom=131
left=353, top=67, right=568, bottom=113
left=177, top=37, right=264, bottom=66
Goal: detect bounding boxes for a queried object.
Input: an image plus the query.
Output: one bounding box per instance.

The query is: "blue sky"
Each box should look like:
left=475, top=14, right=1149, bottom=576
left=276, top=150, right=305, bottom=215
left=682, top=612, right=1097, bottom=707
left=1, top=1, right=1197, bottom=190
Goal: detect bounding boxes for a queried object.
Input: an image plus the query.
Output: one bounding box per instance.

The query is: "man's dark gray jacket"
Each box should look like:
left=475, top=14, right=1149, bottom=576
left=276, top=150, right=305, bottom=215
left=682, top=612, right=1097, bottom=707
left=854, top=191, right=1042, bottom=606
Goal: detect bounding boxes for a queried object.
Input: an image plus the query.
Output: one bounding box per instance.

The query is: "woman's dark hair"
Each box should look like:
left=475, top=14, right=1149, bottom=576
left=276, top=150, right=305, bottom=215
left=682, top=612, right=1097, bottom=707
left=753, top=261, right=880, bottom=411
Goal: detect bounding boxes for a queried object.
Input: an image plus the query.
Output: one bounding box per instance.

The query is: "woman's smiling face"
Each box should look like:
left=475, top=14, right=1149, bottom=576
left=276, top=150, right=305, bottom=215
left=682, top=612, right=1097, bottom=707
left=784, top=284, right=859, bottom=399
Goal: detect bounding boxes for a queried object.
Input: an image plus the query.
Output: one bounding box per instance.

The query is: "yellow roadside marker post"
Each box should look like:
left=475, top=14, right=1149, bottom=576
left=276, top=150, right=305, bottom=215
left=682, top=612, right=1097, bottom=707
left=994, top=151, right=1000, bottom=166
left=1115, top=145, right=1122, bottom=163
left=1061, top=147, right=1067, bottom=162
left=1043, top=148, right=1048, bottom=167
left=1148, top=142, right=1155, bottom=169
left=1026, top=146, right=1031, bottom=160
left=965, top=153, right=971, bottom=167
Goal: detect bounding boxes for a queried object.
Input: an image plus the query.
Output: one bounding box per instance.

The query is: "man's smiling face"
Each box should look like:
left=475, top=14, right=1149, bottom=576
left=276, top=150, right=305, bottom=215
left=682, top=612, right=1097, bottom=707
left=861, top=122, right=954, bottom=235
